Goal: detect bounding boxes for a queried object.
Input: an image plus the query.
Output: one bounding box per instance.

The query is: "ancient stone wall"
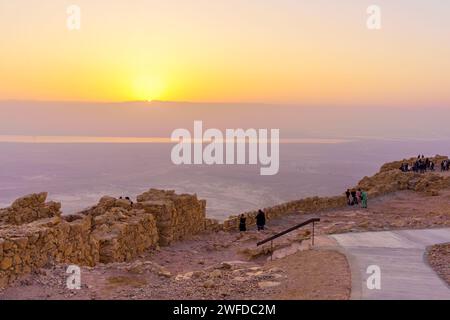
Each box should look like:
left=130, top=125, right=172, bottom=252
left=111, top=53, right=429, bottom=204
left=0, top=189, right=207, bottom=287
left=80, top=196, right=160, bottom=263
left=204, top=218, right=222, bottom=233
left=0, top=214, right=98, bottom=287
left=136, top=189, right=206, bottom=246
left=0, top=192, right=61, bottom=225
left=223, top=196, right=346, bottom=231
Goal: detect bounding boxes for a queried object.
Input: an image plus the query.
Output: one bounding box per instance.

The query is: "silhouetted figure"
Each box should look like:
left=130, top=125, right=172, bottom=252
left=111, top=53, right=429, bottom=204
left=256, top=210, right=266, bottom=231
left=125, top=196, right=134, bottom=206
left=351, top=190, right=358, bottom=205
left=239, top=214, right=247, bottom=232
left=400, top=163, right=406, bottom=172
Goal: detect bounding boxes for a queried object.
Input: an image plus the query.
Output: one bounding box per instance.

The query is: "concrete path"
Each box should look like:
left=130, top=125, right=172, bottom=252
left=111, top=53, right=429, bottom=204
left=330, top=228, right=450, bottom=300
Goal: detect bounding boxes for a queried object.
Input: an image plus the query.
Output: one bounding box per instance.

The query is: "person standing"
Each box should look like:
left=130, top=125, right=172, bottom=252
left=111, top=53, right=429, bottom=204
left=361, top=190, right=368, bottom=208
left=356, top=189, right=362, bottom=204
left=256, top=209, right=266, bottom=231
left=125, top=196, right=134, bottom=206
left=345, top=189, right=351, bottom=205
left=239, top=214, right=247, bottom=232
left=351, top=189, right=358, bottom=205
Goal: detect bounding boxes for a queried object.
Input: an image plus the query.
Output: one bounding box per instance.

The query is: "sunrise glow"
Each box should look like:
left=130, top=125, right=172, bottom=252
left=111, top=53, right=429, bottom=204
left=0, top=0, right=450, bottom=107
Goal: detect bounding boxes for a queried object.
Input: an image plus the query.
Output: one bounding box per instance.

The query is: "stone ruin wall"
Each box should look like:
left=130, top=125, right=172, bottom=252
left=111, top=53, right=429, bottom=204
left=0, top=193, right=98, bottom=287
left=136, top=189, right=207, bottom=246
left=0, top=192, right=61, bottom=225
left=222, top=195, right=346, bottom=231
left=0, top=189, right=207, bottom=287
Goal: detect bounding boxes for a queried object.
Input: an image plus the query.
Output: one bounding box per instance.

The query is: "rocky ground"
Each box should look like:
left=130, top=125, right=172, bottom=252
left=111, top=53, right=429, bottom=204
left=0, top=249, right=350, bottom=300
left=427, top=243, right=450, bottom=286
left=1, top=182, right=448, bottom=300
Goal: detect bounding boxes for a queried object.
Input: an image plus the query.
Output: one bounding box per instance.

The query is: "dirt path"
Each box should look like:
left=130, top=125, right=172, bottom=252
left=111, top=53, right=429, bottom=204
left=267, top=250, right=351, bottom=300
left=331, top=228, right=450, bottom=300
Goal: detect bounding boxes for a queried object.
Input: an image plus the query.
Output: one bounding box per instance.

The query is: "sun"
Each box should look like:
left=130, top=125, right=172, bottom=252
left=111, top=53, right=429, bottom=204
left=132, top=75, right=166, bottom=102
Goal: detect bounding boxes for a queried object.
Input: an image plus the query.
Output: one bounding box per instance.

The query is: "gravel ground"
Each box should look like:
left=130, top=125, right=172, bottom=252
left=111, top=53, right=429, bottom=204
left=427, top=243, right=450, bottom=286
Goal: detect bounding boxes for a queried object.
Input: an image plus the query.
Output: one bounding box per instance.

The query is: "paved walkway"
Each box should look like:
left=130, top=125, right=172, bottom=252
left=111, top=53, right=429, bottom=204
left=330, top=228, right=450, bottom=300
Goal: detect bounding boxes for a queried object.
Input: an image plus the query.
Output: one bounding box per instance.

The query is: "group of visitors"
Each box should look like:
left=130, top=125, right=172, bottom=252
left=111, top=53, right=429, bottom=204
left=239, top=209, right=266, bottom=232
left=400, top=155, right=435, bottom=173
left=345, top=189, right=368, bottom=208
left=400, top=155, right=449, bottom=173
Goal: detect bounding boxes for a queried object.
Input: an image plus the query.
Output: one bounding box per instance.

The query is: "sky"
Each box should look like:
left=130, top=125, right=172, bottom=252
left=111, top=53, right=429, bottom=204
left=1, top=0, right=450, bottom=107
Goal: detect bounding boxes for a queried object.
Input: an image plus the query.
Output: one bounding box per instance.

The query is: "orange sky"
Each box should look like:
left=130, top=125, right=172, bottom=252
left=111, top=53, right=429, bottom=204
left=1, top=0, right=450, bottom=106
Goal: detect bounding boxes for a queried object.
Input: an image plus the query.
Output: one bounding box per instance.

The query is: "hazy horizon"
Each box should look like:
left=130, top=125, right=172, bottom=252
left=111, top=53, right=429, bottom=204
left=1, top=139, right=449, bottom=220
left=1, top=101, right=450, bottom=141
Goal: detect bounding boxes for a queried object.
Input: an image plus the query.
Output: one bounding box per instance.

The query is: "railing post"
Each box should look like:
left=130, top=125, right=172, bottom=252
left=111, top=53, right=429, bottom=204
left=270, top=240, right=273, bottom=261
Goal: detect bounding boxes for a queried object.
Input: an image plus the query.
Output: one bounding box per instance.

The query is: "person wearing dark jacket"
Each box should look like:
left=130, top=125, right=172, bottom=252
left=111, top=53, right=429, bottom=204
left=239, top=214, right=247, bottom=232
left=256, top=210, right=266, bottom=231
left=351, top=190, right=358, bottom=205
left=125, top=196, right=134, bottom=206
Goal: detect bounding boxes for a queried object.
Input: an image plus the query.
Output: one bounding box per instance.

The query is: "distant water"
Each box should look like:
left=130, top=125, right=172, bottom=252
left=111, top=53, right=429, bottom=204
left=0, top=139, right=448, bottom=221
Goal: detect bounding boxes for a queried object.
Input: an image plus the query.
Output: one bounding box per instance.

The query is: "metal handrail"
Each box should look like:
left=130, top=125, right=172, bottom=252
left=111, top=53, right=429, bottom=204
left=257, top=217, right=320, bottom=247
